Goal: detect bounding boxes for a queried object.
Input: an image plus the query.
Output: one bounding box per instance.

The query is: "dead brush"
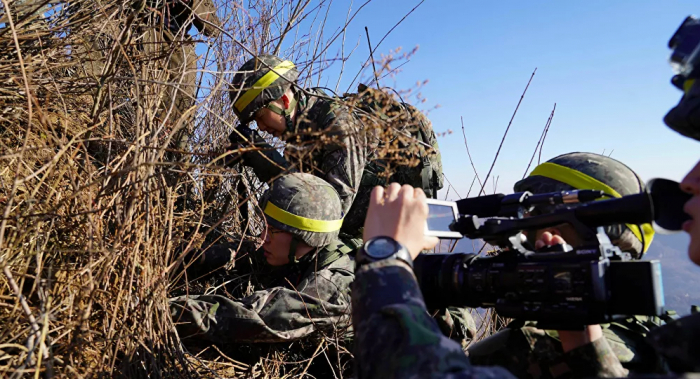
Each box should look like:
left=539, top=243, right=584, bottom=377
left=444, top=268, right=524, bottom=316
left=0, top=0, right=525, bottom=377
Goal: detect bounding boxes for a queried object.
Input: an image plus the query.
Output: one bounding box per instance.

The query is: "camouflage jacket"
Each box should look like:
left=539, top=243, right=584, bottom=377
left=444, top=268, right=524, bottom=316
left=170, top=240, right=355, bottom=344
left=351, top=259, right=627, bottom=379
left=598, top=313, right=700, bottom=379
left=244, top=89, right=371, bottom=216
left=646, top=312, right=700, bottom=373
left=467, top=316, right=669, bottom=378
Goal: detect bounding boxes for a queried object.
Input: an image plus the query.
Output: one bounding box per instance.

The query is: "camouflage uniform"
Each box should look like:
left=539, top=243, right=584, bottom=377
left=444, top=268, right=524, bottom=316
left=229, top=55, right=443, bottom=235
left=170, top=173, right=356, bottom=344
left=645, top=312, right=700, bottom=373
left=236, top=85, right=370, bottom=224
left=351, top=259, right=627, bottom=378
left=468, top=152, right=662, bottom=377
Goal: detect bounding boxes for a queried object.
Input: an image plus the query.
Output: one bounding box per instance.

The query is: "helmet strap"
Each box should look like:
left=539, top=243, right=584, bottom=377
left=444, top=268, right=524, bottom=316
left=288, top=236, right=301, bottom=265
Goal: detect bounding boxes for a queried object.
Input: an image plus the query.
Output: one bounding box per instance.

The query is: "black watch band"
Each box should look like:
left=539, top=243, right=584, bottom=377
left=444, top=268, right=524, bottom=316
left=356, top=236, right=413, bottom=268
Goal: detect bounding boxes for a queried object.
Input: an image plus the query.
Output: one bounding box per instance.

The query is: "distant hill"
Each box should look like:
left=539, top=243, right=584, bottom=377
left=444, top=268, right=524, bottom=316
left=442, top=233, right=699, bottom=315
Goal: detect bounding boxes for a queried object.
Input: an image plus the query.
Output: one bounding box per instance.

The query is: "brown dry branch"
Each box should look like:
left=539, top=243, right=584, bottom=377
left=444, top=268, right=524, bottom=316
left=0, top=0, right=444, bottom=377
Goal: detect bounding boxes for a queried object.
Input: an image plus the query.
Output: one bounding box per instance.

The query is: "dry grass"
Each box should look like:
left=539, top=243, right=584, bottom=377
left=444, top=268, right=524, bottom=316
left=0, top=0, right=454, bottom=377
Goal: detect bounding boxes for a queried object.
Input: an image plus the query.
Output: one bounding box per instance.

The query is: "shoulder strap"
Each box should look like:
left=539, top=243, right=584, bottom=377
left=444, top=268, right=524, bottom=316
left=300, top=240, right=352, bottom=279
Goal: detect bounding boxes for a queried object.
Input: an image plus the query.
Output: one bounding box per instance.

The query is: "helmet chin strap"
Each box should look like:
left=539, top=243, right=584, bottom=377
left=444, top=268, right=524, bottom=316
left=288, top=236, right=301, bottom=265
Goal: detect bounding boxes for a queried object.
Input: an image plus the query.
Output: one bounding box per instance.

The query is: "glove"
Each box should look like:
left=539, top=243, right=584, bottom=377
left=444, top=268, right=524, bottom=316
left=228, top=125, right=260, bottom=145
left=223, top=126, right=266, bottom=167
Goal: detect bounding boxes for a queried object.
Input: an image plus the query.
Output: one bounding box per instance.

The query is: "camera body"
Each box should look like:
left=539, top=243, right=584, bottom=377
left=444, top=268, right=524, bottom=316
left=415, top=239, right=664, bottom=326
left=417, top=179, right=689, bottom=327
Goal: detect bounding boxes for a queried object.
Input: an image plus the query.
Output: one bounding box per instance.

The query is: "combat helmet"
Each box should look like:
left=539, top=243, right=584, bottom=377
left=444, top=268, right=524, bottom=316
left=514, top=152, right=655, bottom=259
left=259, top=173, right=344, bottom=263
left=230, top=54, right=299, bottom=126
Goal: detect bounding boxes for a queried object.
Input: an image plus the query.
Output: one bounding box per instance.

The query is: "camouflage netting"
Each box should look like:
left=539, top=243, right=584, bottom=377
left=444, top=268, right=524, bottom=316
left=0, top=0, right=448, bottom=377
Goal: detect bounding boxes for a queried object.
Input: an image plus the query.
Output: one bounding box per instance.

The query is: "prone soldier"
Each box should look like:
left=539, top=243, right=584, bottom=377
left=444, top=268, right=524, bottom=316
left=170, top=173, right=355, bottom=344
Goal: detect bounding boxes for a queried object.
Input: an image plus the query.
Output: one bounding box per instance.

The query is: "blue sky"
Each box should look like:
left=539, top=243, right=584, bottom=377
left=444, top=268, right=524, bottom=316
left=201, top=0, right=699, bottom=199
left=280, top=0, right=699, bottom=199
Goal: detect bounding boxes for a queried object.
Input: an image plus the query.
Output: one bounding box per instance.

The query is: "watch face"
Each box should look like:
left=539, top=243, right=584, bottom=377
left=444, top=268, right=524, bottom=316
left=366, top=237, right=398, bottom=259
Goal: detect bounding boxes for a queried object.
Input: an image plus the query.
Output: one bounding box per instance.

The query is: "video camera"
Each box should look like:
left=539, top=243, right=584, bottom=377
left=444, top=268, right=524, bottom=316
left=415, top=179, right=691, bottom=327
left=669, top=15, right=700, bottom=85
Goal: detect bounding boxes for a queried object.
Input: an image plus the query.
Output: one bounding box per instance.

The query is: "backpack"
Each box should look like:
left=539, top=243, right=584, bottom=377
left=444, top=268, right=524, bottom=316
left=339, top=84, right=443, bottom=235
left=345, top=84, right=443, bottom=197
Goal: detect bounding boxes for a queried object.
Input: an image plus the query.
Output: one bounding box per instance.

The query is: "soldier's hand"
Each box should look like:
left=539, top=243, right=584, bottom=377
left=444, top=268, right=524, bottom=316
left=228, top=126, right=260, bottom=146
left=537, top=232, right=605, bottom=351
left=363, top=183, right=439, bottom=259
left=224, top=127, right=263, bottom=167
left=534, top=231, right=566, bottom=249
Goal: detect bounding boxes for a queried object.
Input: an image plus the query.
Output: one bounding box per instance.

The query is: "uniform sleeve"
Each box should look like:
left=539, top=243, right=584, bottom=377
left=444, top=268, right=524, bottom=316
left=548, top=337, right=629, bottom=378
left=243, top=141, right=294, bottom=183
left=170, top=264, right=353, bottom=344
left=191, top=0, right=221, bottom=37
left=317, top=108, right=367, bottom=214
left=351, top=259, right=517, bottom=379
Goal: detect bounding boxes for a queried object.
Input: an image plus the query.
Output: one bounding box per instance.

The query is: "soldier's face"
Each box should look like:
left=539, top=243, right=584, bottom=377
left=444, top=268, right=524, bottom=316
left=262, top=226, right=293, bottom=266
left=681, top=159, right=700, bottom=265
left=255, top=104, right=287, bottom=137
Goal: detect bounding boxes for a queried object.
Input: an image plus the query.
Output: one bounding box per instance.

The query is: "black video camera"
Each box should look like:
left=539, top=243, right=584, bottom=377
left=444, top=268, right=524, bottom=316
left=415, top=179, right=691, bottom=327
left=669, top=15, right=700, bottom=85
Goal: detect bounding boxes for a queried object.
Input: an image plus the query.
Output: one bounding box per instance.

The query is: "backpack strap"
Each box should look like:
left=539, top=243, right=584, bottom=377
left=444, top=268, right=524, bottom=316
left=300, top=239, right=353, bottom=279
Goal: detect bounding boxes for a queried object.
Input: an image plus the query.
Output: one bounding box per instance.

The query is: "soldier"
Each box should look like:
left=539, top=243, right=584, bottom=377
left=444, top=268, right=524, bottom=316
left=227, top=54, right=444, bottom=236
left=170, top=173, right=355, bottom=343
left=227, top=54, right=472, bottom=345
left=351, top=183, right=626, bottom=378
left=467, top=152, right=667, bottom=378
left=227, top=54, right=369, bottom=224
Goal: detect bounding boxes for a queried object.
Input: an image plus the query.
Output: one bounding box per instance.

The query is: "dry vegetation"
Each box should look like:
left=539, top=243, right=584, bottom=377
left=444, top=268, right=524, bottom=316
left=0, top=0, right=535, bottom=377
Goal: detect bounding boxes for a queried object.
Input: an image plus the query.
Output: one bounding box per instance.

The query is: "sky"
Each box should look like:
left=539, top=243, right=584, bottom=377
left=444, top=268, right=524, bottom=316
left=273, top=0, right=700, bottom=200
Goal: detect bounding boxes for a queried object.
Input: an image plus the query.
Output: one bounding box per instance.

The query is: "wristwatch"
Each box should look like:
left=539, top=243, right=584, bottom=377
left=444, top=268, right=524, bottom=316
left=356, top=236, right=413, bottom=268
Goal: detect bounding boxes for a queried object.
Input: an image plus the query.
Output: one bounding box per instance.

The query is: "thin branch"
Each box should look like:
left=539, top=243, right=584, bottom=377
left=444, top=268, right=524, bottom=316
left=346, top=0, right=425, bottom=91
left=479, top=68, right=537, bottom=195
left=364, top=26, right=380, bottom=89
left=461, top=116, right=484, bottom=192
left=523, top=103, right=556, bottom=178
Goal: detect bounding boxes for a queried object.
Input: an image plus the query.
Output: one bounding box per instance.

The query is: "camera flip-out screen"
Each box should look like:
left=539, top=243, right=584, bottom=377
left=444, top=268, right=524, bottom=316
left=425, top=199, right=463, bottom=239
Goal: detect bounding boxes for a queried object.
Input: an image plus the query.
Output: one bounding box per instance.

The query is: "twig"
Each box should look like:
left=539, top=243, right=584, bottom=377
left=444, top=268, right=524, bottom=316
left=3, top=267, right=48, bottom=364
left=346, top=0, right=425, bottom=92
left=461, top=116, right=484, bottom=191
left=479, top=68, right=537, bottom=195
left=364, top=27, right=380, bottom=90
left=523, top=103, right=556, bottom=178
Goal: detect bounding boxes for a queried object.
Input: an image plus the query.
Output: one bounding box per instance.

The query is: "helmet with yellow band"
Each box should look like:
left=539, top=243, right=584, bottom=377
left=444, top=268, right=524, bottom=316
left=260, top=173, right=343, bottom=248
left=230, top=54, right=300, bottom=125
left=514, top=152, right=655, bottom=259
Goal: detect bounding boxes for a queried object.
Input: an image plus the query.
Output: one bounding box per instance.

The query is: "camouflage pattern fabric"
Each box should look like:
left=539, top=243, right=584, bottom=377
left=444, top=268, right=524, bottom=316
left=352, top=259, right=630, bottom=378
left=244, top=88, right=371, bottom=218
left=468, top=320, right=667, bottom=378
left=433, top=307, right=477, bottom=348
left=230, top=54, right=299, bottom=124
left=342, top=91, right=443, bottom=235
left=646, top=312, right=700, bottom=373
left=170, top=240, right=355, bottom=344
left=259, top=172, right=343, bottom=247
left=351, top=259, right=517, bottom=379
